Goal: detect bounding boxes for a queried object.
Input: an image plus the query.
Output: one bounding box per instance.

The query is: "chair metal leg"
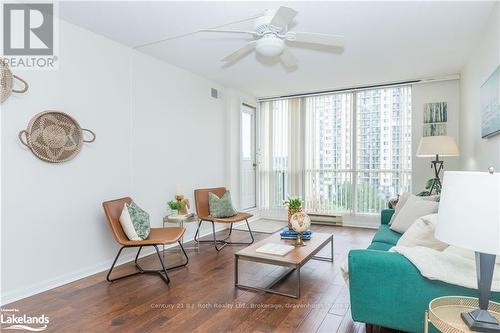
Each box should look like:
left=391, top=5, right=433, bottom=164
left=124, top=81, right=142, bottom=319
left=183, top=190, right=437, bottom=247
left=165, top=241, right=189, bottom=270
left=194, top=219, right=203, bottom=242
left=106, top=246, right=142, bottom=282
left=212, top=221, right=228, bottom=251
left=106, top=243, right=189, bottom=284
left=194, top=219, right=254, bottom=252
left=221, top=219, right=254, bottom=245
left=152, top=245, right=170, bottom=284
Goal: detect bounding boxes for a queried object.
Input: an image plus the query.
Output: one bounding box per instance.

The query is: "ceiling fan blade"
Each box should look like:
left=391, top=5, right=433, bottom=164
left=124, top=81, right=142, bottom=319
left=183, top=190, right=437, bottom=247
left=198, top=29, right=258, bottom=37
left=269, top=6, right=298, bottom=29
left=222, top=41, right=257, bottom=62
left=286, top=32, right=345, bottom=47
left=280, top=48, right=298, bottom=68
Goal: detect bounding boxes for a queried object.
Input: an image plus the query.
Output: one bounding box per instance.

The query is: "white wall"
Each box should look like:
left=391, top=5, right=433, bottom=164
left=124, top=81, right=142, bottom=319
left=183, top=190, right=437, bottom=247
left=1, top=19, right=256, bottom=304
left=130, top=52, right=229, bottom=240
left=411, top=80, right=461, bottom=193
left=1, top=21, right=132, bottom=304
left=460, top=4, right=500, bottom=171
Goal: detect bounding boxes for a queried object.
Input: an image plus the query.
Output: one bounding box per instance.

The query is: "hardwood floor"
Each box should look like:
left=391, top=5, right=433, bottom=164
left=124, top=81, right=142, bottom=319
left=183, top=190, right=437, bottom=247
left=3, top=224, right=397, bottom=332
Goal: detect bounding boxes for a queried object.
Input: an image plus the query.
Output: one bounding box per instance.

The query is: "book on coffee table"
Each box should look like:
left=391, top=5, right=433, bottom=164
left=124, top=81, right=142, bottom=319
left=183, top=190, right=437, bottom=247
left=255, top=243, right=295, bottom=256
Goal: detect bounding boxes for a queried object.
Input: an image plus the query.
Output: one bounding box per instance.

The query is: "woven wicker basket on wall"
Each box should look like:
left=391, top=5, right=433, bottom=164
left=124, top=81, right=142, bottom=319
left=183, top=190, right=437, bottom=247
left=1, top=60, right=28, bottom=103
left=19, top=111, right=96, bottom=163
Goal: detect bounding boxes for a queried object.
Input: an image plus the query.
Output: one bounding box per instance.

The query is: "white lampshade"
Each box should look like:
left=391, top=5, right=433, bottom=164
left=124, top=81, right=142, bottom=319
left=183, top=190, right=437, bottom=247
left=416, top=136, right=459, bottom=157
left=436, top=171, right=500, bottom=255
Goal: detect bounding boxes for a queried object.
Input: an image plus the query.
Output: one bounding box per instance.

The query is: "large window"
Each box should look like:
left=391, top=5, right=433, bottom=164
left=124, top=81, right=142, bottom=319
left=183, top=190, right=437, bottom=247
left=258, top=85, right=412, bottom=215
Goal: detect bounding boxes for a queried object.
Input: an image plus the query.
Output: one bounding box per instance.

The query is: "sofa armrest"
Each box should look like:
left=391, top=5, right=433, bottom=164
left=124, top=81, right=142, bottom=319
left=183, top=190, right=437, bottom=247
left=380, top=208, right=394, bottom=225
left=348, top=249, right=493, bottom=333
left=348, top=249, right=433, bottom=332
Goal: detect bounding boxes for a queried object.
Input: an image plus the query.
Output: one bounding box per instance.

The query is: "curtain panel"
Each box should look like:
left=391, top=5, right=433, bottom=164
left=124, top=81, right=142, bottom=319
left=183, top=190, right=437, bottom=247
left=258, top=86, right=412, bottom=216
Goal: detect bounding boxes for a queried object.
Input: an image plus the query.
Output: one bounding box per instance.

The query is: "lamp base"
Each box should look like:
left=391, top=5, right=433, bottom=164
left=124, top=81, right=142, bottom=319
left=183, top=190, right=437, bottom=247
left=462, top=309, right=500, bottom=332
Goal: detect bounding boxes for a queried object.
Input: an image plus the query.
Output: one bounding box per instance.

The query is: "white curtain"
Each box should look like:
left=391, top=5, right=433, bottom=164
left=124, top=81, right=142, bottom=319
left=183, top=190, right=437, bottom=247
left=287, top=98, right=304, bottom=199
left=257, top=101, right=273, bottom=209
left=258, top=98, right=303, bottom=209
left=258, top=86, right=412, bottom=216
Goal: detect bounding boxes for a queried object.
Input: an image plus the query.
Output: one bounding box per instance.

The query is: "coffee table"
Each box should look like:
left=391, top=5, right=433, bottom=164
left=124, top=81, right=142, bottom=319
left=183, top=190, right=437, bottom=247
left=234, top=232, right=333, bottom=299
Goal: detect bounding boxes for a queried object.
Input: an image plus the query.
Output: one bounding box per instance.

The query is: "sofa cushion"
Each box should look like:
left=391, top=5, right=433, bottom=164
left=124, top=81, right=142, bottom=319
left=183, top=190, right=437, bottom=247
left=367, top=241, right=394, bottom=251
left=390, top=195, right=439, bottom=233
left=208, top=190, right=237, bottom=218
left=396, top=214, right=448, bottom=250
left=119, top=202, right=151, bottom=241
left=372, top=225, right=402, bottom=246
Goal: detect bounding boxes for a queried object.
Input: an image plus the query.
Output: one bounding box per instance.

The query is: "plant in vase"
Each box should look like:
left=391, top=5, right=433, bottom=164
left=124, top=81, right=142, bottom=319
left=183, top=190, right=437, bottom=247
left=284, top=197, right=302, bottom=229
left=417, top=178, right=442, bottom=197
left=168, top=195, right=190, bottom=215
left=168, top=200, right=184, bottom=215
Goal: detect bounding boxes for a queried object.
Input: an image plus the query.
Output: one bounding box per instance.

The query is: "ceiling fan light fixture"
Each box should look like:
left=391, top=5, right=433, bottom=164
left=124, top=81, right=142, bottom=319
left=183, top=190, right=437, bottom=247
left=256, top=36, right=284, bottom=57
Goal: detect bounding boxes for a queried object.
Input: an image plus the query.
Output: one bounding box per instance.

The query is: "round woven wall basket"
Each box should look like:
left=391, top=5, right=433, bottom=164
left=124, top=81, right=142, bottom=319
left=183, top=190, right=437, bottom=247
left=19, top=111, right=96, bottom=163
left=1, top=60, right=28, bottom=103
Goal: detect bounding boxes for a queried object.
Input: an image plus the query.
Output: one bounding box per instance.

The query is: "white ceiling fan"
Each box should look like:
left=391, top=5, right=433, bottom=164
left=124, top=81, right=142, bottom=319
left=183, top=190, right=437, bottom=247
left=199, top=6, right=345, bottom=68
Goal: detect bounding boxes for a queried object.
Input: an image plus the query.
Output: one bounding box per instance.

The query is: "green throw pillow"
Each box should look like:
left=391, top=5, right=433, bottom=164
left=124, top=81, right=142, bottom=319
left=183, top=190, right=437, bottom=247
left=208, top=191, right=237, bottom=218
left=126, top=202, right=151, bottom=239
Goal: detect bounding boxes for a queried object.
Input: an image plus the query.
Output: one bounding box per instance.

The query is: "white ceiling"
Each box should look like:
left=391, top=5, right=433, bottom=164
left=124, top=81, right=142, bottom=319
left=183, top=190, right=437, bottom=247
left=59, top=1, right=495, bottom=97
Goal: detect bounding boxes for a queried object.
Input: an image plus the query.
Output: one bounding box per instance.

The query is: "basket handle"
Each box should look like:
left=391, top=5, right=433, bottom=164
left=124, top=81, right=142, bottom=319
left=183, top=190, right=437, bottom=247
left=12, top=75, right=29, bottom=93
left=18, top=130, right=29, bottom=147
left=82, top=128, right=96, bottom=143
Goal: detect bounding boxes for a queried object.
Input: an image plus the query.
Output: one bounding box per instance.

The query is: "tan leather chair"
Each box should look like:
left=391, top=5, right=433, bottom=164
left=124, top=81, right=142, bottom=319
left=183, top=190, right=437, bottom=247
left=102, top=197, right=188, bottom=284
left=193, top=187, right=254, bottom=251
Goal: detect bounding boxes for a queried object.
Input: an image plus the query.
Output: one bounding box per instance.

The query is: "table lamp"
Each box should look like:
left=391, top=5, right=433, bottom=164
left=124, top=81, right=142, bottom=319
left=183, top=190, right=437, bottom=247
left=416, top=136, right=459, bottom=194
left=436, top=168, right=500, bottom=332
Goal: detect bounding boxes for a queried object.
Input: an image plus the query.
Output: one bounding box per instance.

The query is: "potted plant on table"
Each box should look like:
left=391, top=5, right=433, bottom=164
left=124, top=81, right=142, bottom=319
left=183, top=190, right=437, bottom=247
left=167, top=200, right=182, bottom=214
left=284, top=197, right=303, bottom=229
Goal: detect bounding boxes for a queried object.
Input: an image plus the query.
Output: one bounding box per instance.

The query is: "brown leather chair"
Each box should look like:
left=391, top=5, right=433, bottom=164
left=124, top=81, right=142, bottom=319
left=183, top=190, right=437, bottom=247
left=193, top=187, right=254, bottom=251
left=102, top=197, right=188, bottom=284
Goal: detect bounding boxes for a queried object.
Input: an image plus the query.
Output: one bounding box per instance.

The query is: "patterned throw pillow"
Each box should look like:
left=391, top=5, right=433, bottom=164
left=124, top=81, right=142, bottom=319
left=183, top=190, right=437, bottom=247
left=119, top=202, right=151, bottom=240
left=208, top=191, right=237, bottom=218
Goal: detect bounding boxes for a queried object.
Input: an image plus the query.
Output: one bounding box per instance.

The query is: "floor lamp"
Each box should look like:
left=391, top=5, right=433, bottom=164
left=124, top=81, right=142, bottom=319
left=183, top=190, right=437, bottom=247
left=416, top=136, right=459, bottom=195
left=436, top=169, right=500, bottom=332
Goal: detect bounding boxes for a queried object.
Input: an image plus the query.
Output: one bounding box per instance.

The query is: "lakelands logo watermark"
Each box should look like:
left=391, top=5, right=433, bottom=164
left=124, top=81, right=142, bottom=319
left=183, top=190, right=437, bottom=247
left=1, top=308, right=49, bottom=331
left=2, top=2, right=59, bottom=70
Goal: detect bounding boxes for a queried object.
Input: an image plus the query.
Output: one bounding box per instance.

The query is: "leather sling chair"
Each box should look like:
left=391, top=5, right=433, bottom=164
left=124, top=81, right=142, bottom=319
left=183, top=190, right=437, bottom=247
left=193, top=187, right=254, bottom=251
left=102, top=197, right=188, bottom=284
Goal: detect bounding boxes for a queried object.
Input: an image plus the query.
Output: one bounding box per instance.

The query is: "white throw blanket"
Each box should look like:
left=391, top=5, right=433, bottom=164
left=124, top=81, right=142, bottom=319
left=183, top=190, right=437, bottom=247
left=392, top=245, right=500, bottom=291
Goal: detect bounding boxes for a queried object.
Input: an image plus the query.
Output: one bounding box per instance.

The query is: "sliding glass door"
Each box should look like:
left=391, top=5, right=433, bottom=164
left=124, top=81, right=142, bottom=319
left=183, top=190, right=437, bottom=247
left=258, top=85, right=412, bottom=216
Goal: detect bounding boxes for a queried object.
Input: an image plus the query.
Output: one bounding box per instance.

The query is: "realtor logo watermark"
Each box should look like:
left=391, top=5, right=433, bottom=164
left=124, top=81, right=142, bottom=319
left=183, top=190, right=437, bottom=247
left=1, top=308, right=49, bottom=331
left=2, top=2, right=59, bottom=70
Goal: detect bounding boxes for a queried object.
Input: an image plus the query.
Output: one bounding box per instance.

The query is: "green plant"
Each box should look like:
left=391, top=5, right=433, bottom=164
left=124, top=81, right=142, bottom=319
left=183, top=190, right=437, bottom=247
left=284, top=197, right=302, bottom=210
left=417, top=178, right=441, bottom=196
left=167, top=200, right=184, bottom=210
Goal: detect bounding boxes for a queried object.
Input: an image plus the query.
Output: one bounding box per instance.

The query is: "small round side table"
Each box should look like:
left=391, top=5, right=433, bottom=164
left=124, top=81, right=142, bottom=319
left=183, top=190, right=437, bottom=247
left=162, top=213, right=199, bottom=255
left=425, top=296, right=500, bottom=333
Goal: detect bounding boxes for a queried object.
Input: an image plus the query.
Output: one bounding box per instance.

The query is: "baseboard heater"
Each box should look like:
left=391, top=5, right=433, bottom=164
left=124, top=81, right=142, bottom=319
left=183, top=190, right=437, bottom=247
left=307, top=213, right=343, bottom=226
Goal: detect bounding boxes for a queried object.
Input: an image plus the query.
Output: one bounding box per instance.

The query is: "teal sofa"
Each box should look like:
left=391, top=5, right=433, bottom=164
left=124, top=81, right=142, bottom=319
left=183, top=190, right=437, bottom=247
left=348, top=209, right=500, bottom=333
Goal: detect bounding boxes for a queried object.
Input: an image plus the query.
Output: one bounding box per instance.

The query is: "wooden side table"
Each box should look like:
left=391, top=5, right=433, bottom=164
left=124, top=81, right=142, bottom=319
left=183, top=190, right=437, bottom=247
left=425, top=296, right=500, bottom=333
left=163, top=213, right=199, bottom=254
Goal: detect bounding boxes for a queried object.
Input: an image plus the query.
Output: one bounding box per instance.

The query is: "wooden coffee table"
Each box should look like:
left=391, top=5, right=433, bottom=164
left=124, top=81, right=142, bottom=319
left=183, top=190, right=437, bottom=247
left=234, top=232, right=333, bottom=299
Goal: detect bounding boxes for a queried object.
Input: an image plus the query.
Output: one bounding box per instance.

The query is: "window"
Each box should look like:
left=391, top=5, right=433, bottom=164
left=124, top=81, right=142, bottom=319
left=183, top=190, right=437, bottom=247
left=258, top=86, right=412, bottom=215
